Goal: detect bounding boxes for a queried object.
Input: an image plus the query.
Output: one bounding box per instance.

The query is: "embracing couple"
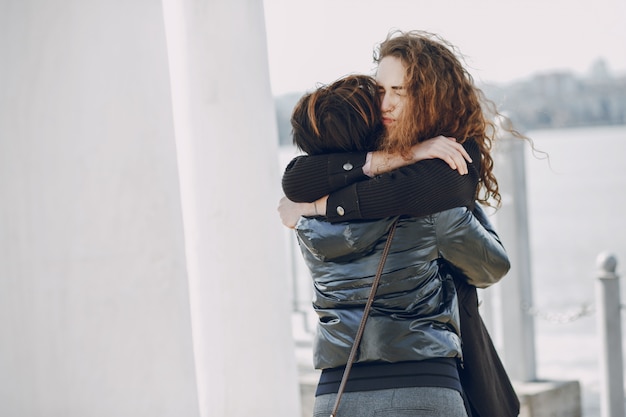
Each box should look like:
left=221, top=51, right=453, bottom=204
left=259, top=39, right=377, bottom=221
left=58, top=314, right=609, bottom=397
left=278, top=30, right=525, bottom=417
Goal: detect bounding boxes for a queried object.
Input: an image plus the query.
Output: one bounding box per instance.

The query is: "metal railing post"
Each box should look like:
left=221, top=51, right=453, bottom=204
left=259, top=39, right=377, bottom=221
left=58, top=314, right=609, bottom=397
left=596, top=252, right=624, bottom=417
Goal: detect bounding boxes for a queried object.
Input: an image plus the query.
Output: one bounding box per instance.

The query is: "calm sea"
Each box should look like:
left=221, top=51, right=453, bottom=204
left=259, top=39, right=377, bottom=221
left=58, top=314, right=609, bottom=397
left=524, top=125, right=626, bottom=416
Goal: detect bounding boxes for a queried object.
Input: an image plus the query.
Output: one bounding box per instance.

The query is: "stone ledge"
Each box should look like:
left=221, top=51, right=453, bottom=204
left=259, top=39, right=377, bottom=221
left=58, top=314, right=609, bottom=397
left=514, top=380, right=581, bottom=417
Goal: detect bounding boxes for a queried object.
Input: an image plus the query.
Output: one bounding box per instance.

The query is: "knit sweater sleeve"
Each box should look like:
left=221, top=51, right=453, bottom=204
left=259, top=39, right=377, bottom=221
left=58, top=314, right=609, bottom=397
left=324, top=140, right=481, bottom=222
left=282, top=140, right=481, bottom=222
left=281, top=151, right=370, bottom=202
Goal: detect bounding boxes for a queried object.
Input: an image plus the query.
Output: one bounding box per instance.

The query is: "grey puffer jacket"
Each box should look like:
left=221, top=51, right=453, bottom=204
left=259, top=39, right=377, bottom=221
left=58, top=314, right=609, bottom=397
left=295, top=206, right=510, bottom=370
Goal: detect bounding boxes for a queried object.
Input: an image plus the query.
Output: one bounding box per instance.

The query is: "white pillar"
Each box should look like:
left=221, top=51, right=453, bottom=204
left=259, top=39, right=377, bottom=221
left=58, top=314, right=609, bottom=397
left=0, top=1, right=300, bottom=416
left=0, top=1, right=199, bottom=416
left=161, top=1, right=300, bottom=416
left=492, top=134, right=538, bottom=382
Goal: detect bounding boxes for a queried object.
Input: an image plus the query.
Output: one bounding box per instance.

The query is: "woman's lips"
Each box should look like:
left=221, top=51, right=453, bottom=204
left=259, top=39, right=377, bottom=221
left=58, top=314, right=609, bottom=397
left=382, top=117, right=395, bottom=126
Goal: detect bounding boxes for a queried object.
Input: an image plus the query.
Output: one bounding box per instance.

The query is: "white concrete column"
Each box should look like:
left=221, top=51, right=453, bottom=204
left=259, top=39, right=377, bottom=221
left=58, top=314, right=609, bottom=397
left=0, top=1, right=199, bottom=416
left=492, top=134, right=538, bottom=382
left=161, top=1, right=300, bottom=416
left=0, top=0, right=299, bottom=416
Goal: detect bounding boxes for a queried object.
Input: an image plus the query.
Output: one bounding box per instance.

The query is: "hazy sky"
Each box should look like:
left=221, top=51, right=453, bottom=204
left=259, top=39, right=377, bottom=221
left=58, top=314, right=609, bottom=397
left=263, top=0, right=626, bottom=95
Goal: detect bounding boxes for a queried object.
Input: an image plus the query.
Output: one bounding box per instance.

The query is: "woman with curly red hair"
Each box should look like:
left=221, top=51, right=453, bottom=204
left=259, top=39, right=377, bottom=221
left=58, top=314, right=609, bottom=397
left=375, top=30, right=509, bottom=207
left=280, top=30, right=527, bottom=224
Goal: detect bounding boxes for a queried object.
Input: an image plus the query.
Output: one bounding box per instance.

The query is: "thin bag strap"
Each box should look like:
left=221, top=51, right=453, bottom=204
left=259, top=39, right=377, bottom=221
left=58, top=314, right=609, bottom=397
left=329, top=219, right=399, bottom=417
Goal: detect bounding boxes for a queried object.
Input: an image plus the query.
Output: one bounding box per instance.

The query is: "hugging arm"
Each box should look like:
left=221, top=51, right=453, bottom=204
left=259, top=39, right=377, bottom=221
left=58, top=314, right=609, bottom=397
left=280, top=139, right=480, bottom=225
left=324, top=147, right=479, bottom=222
left=436, top=205, right=510, bottom=288
left=282, top=136, right=471, bottom=203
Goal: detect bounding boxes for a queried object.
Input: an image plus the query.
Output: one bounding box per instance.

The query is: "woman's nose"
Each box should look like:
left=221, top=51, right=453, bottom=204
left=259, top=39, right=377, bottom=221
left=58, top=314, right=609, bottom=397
left=381, top=94, right=394, bottom=112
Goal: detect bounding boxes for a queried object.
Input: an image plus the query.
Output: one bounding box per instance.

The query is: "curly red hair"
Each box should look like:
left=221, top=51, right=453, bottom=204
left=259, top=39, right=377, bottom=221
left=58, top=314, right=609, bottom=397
left=375, top=30, right=512, bottom=207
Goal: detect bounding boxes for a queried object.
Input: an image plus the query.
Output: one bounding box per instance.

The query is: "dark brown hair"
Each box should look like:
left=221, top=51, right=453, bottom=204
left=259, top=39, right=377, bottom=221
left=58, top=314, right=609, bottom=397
left=374, top=30, right=521, bottom=207
left=291, top=75, right=384, bottom=155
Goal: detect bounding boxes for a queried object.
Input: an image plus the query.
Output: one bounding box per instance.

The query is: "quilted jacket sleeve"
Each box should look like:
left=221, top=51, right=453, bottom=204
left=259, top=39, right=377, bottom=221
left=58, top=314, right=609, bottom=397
left=435, top=206, right=510, bottom=288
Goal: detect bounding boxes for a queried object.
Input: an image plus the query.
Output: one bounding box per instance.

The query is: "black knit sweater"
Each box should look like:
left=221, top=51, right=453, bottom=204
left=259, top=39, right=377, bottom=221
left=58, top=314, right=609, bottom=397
left=282, top=140, right=480, bottom=222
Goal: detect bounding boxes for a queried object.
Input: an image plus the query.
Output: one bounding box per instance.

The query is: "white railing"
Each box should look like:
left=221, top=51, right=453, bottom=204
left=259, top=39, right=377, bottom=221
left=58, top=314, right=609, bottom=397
left=596, top=252, right=624, bottom=417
